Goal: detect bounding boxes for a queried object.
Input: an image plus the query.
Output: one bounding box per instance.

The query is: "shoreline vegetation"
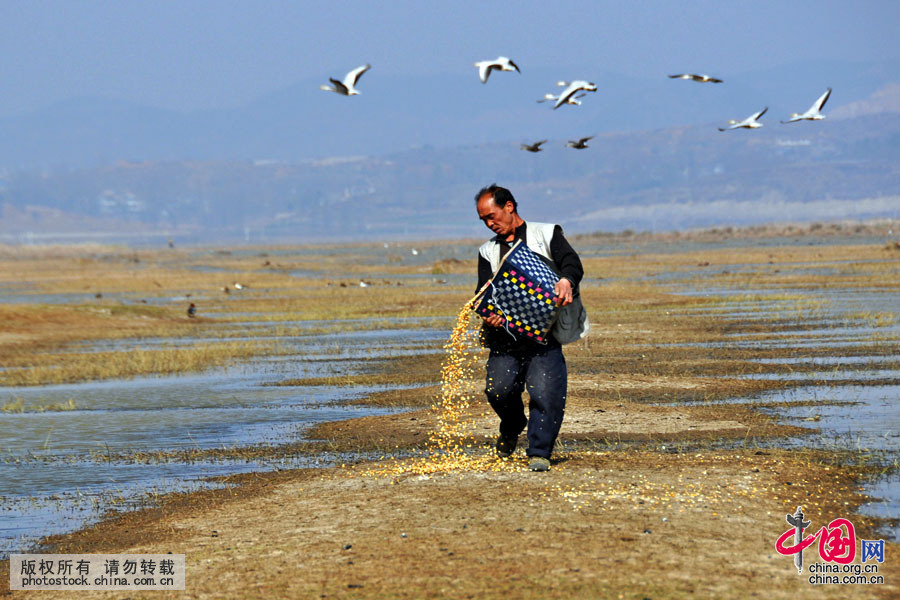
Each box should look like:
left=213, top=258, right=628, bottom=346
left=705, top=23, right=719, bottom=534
left=1, top=220, right=899, bottom=598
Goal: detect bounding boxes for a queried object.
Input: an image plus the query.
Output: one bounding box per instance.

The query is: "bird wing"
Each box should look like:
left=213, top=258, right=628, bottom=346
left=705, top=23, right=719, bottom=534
left=708, top=76, right=723, bottom=83
left=554, top=84, right=578, bottom=109
left=580, top=136, right=594, bottom=143
left=478, top=62, right=496, bottom=83
left=668, top=74, right=685, bottom=79
left=329, top=78, right=349, bottom=94
left=752, top=107, right=768, bottom=121
left=344, top=64, right=371, bottom=88
left=508, top=59, right=521, bottom=73
left=812, top=88, right=832, bottom=112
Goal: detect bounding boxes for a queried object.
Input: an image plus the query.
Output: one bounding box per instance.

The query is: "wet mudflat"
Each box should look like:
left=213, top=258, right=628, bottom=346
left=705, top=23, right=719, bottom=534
left=1, top=226, right=899, bottom=598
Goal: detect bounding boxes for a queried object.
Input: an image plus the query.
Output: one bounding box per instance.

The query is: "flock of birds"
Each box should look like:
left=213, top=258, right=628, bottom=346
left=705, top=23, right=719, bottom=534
left=320, top=57, right=833, bottom=151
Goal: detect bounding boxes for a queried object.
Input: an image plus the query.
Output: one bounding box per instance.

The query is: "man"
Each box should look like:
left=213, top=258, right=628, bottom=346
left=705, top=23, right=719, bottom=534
left=474, top=184, right=585, bottom=472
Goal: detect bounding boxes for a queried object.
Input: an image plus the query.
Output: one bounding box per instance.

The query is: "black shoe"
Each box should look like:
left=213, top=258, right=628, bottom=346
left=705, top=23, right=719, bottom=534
left=529, top=457, right=551, bottom=472
left=496, top=433, right=518, bottom=458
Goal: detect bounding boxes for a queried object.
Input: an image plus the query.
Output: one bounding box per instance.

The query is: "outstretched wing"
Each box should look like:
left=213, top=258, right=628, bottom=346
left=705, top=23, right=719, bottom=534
left=478, top=62, right=498, bottom=83
left=813, top=88, right=832, bottom=112
left=344, top=64, right=371, bottom=88
left=329, top=78, right=349, bottom=95
left=752, top=106, right=768, bottom=121
left=508, top=59, right=521, bottom=73
left=554, top=84, right=577, bottom=109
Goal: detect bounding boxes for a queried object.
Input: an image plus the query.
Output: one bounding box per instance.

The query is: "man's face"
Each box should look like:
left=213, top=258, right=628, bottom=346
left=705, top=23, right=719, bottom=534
left=476, top=194, right=516, bottom=236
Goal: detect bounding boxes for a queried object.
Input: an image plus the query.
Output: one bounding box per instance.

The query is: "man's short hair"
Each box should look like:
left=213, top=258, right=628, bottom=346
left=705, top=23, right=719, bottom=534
left=475, top=183, right=517, bottom=213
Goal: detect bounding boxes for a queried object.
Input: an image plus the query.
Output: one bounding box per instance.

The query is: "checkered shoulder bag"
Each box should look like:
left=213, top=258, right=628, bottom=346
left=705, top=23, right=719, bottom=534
left=472, top=239, right=561, bottom=344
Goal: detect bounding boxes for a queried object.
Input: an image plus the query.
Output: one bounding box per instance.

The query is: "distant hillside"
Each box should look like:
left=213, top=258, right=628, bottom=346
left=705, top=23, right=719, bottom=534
left=1, top=111, right=898, bottom=243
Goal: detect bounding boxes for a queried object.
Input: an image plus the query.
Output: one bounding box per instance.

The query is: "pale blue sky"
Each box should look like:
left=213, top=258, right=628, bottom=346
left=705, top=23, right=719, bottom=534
left=0, top=0, right=897, bottom=115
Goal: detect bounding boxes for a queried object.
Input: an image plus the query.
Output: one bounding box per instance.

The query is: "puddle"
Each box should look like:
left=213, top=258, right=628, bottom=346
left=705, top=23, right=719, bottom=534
left=655, top=255, right=900, bottom=543
left=0, top=320, right=445, bottom=559
left=857, top=475, right=900, bottom=543
left=737, top=370, right=900, bottom=381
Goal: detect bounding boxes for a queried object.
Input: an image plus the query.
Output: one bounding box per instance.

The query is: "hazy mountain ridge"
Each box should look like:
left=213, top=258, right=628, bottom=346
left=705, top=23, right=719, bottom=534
left=1, top=110, right=897, bottom=242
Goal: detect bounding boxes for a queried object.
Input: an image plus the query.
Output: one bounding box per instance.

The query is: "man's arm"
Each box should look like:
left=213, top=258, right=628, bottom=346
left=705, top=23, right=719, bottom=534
left=476, top=254, right=493, bottom=293
left=550, top=225, right=583, bottom=307
left=476, top=253, right=505, bottom=327
left=549, top=225, right=584, bottom=288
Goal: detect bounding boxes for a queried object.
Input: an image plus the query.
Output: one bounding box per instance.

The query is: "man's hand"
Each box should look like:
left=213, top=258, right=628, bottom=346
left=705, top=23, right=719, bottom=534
left=483, top=312, right=506, bottom=328
left=554, top=278, right=574, bottom=306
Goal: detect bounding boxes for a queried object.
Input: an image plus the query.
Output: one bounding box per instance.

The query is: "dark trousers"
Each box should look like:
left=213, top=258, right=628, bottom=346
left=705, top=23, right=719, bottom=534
left=484, top=343, right=567, bottom=458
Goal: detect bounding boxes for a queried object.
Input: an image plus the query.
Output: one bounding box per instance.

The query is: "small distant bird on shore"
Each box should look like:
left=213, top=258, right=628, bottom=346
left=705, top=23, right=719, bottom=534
left=359, top=281, right=369, bottom=288
left=233, top=282, right=246, bottom=290
left=719, top=107, right=767, bottom=131
left=782, top=88, right=832, bottom=123
left=537, top=92, right=586, bottom=106
left=187, top=303, right=197, bottom=318
left=565, top=136, right=593, bottom=149
left=320, top=64, right=371, bottom=96
left=521, top=140, right=548, bottom=152
left=474, top=56, right=520, bottom=83
left=411, top=248, right=418, bottom=256
left=551, top=80, right=597, bottom=109
left=668, top=73, right=723, bottom=83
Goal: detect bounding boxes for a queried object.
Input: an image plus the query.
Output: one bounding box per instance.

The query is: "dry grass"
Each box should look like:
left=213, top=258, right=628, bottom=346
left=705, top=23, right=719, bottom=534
left=0, top=341, right=271, bottom=386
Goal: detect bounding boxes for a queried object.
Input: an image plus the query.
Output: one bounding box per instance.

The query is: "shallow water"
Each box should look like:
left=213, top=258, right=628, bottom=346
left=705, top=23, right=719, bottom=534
left=663, top=262, right=900, bottom=541
left=0, top=321, right=442, bottom=558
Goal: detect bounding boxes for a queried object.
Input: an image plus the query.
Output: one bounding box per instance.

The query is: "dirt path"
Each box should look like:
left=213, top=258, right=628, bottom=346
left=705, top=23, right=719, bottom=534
left=4, top=447, right=896, bottom=599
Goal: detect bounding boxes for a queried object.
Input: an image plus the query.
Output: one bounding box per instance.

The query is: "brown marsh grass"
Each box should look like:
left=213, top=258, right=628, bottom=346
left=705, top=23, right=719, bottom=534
left=0, top=341, right=271, bottom=386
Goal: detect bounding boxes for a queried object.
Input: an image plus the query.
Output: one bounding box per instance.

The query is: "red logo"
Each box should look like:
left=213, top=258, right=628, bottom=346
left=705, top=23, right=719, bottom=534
left=777, top=517, right=856, bottom=564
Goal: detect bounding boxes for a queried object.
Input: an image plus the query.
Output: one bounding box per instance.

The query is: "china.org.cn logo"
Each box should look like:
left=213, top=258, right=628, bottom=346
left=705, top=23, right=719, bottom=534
left=775, top=506, right=886, bottom=585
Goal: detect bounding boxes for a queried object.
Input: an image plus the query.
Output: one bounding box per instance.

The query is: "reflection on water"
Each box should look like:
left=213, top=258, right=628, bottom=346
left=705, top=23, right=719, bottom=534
left=0, top=322, right=441, bottom=558
left=666, top=263, right=900, bottom=541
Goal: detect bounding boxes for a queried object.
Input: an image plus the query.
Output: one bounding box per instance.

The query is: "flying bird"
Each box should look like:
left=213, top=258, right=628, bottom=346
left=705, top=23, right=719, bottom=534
left=537, top=92, right=586, bottom=106
left=320, top=64, right=371, bottom=96
left=565, top=136, right=594, bottom=149
left=718, top=107, right=768, bottom=131
left=521, top=140, right=548, bottom=152
left=668, top=73, right=723, bottom=83
left=474, top=56, right=520, bottom=83
left=782, top=88, right=832, bottom=123
left=552, top=80, right=598, bottom=109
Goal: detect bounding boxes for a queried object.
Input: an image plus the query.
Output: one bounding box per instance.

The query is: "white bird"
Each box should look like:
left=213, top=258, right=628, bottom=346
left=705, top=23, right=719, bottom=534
left=411, top=248, right=418, bottom=256
left=668, top=73, right=723, bottom=83
left=474, top=56, right=520, bottom=83
left=537, top=92, right=586, bottom=106
left=718, top=107, right=768, bottom=131
left=552, top=80, right=598, bottom=109
left=782, top=88, right=832, bottom=123
left=320, top=64, right=371, bottom=96
left=359, top=281, right=368, bottom=288
left=521, top=140, right=548, bottom=152
left=565, top=136, right=594, bottom=149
